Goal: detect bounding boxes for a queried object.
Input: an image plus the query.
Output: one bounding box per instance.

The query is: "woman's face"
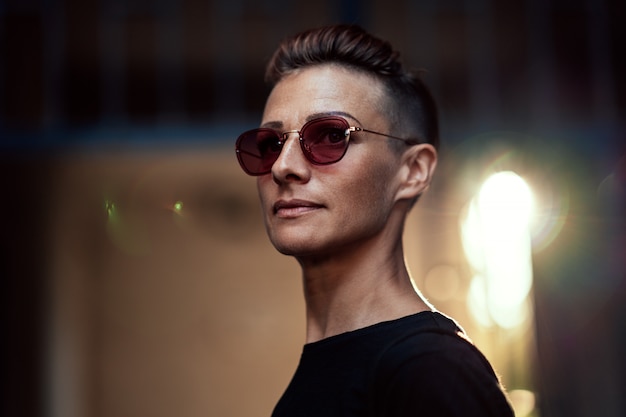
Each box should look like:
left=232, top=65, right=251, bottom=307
left=257, top=64, right=404, bottom=259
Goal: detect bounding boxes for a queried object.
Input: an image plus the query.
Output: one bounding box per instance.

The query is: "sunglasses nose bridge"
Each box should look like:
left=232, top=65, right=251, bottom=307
left=280, top=129, right=301, bottom=141
left=278, top=129, right=305, bottom=159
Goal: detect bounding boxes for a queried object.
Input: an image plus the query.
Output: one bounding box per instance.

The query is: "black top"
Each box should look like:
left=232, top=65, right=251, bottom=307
left=272, top=311, right=514, bottom=417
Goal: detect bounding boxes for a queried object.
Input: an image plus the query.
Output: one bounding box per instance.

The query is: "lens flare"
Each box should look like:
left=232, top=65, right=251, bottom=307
left=531, top=180, right=569, bottom=252
left=461, top=171, right=535, bottom=329
left=104, top=198, right=150, bottom=255
left=105, top=199, right=117, bottom=220
left=478, top=171, right=534, bottom=227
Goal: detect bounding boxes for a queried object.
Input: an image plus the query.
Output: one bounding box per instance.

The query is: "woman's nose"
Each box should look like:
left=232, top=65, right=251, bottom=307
left=271, top=132, right=311, bottom=184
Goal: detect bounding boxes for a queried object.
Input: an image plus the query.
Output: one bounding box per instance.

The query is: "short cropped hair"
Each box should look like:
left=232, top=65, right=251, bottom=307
left=265, top=24, right=439, bottom=150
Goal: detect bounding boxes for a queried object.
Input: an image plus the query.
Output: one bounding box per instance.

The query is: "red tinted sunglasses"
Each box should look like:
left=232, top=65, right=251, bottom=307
left=235, top=116, right=418, bottom=176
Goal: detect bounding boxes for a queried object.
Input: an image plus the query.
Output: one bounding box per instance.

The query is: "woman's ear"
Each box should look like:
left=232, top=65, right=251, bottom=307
left=395, top=143, right=438, bottom=202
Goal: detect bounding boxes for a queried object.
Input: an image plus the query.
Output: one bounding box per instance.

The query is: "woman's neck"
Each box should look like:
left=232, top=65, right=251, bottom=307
left=298, top=240, right=431, bottom=343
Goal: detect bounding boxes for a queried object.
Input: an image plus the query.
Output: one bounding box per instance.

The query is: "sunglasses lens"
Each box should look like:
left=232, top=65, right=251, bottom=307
left=235, top=117, right=351, bottom=175
left=302, top=118, right=350, bottom=164
left=236, top=129, right=282, bottom=175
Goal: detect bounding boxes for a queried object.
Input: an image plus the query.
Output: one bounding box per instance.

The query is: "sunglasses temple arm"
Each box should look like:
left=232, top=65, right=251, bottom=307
left=352, top=127, right=420, bottom=145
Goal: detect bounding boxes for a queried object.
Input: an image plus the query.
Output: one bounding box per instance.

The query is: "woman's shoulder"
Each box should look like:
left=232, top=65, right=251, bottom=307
left=374, top=310, right=495, bottom=375
left=368, top=312, right=515, bottom=416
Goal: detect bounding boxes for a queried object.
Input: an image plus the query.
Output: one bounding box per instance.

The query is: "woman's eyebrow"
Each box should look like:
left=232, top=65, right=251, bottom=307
left=260, top=111, right=364, bottom=130
left=305, top=111, right=362, bottom=125
left=260, top=120, right=283, bottom=129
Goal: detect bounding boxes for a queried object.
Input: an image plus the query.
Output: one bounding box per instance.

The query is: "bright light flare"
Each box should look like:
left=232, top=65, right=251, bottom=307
left=461, top=171, right=535, bottom=329
left=478, top=171, right=534, bottom=228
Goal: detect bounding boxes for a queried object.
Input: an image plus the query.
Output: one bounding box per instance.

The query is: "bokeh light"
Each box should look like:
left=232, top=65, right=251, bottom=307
left=461, top=171, right=535, bottom=329
left=105, top=199, right=117, bottom=220
left=508, top=389, right=537, bottom=417
left=104, top=198, right=150, bottom=255
left=423, top=265, right=462, bottom=302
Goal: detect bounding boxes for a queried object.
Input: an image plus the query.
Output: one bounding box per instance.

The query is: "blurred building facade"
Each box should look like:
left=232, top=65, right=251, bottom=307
left=1, top=1, right=625, bottom=417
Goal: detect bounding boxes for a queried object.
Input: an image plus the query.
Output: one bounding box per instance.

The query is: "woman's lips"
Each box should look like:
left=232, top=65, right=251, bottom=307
left=273, top=199, right=324, bottom=218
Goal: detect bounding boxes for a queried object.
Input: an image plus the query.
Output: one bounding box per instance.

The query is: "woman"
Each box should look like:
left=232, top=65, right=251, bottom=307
left=235, top=24, right=514, bottom=417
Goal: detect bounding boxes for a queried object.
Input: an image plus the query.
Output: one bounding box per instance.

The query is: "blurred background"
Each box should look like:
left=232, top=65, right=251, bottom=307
left=1, top=0, right=624, bottom=416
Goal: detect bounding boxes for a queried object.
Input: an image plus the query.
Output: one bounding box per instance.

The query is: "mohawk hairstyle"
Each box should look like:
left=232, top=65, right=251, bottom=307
left=264, top=24, right=439, bottom=150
